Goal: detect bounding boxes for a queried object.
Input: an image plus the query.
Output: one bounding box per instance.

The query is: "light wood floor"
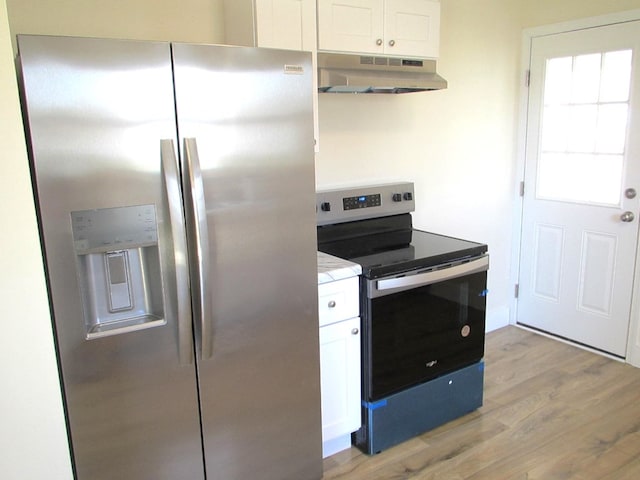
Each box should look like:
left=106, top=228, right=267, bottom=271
left=322, top=326, right=640, bottom=479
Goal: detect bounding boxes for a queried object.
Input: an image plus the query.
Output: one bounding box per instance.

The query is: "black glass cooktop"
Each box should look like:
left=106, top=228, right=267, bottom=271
left=317, top=214, right=487, bottom=279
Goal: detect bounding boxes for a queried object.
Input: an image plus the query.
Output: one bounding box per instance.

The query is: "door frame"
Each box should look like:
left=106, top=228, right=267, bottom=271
left=512, top=8, right=640, bottom=367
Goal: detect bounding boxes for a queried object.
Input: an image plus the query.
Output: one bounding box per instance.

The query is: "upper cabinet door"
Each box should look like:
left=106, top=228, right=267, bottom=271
left=317, top=0, right=385, bottom=55
left=384, top=0, right=439, bottom=58
left=317, top=0, right=440, bottom=58
left=223, top=0, right=316, bottom=51
left=255, top=0, right=317, bottom=51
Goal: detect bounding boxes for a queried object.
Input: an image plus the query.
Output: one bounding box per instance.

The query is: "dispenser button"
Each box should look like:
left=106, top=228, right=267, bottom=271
left=106, top=251, right=133, bottom=312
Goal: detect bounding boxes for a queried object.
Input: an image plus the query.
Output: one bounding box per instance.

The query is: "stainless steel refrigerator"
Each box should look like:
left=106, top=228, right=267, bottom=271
left=17, top=35, right=322, bottom=480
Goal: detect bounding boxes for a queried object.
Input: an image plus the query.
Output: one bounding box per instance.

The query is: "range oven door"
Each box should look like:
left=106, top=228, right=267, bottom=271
left=363, top=255, right=488, bottom=401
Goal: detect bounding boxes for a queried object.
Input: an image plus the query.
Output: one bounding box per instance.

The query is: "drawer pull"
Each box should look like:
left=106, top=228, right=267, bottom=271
left=328, top=300, right=336, bottom=308
left=351, top=328, right=359, bottom=335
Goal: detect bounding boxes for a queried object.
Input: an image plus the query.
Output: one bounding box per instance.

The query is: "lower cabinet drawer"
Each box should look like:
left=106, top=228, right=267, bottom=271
left=318, top=276, right=359, bottom=327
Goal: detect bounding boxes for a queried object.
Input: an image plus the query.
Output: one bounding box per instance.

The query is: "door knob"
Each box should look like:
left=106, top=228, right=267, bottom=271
left=625, top=188, right=637, bottom=199
left=388, top=40, right=396, bottom=47
left=376, top=38, right=383, bottom=46
left=621, top=211, right=635, bottom=222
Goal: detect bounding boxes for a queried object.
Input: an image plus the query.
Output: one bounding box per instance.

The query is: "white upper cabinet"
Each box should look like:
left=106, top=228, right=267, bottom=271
left=254, top=0, right=317, bottom=51
left=318, top=0, right=384, bottom=54
left=224, top=0, right=317, bottom=51
left=317, top=0, right=440, bottom=58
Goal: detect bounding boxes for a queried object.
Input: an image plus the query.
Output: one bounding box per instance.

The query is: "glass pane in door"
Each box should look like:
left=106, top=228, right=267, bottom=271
left=537, top=50, right=632, bottom=205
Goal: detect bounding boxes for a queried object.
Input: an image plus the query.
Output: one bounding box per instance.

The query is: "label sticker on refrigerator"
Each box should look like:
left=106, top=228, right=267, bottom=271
left=284, top=64, right=304, bottom=75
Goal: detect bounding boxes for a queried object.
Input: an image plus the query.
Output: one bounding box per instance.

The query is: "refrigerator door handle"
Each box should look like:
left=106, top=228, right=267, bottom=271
left=183, top=137, right=213, bottom=360
left=161, top=139, right=194, bottom=365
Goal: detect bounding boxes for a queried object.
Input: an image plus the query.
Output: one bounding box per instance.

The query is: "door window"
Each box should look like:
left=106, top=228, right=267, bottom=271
left=537, top=50, right=632, bottom=205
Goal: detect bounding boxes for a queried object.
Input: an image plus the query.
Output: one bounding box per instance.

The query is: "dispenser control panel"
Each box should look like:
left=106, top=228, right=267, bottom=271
left=71, top=204, right=158, bottom=254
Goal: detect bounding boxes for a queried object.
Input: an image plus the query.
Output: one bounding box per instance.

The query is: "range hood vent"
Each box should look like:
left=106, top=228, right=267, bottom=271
left=317, top=52, right=447, bottom=94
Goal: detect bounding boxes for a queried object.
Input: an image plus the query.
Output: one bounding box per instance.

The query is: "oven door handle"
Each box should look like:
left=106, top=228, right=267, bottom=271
left=373, top=255, right=489, bottom=297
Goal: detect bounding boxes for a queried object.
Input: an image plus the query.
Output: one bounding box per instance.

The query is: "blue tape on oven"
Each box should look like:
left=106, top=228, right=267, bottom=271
left=362, top=399, right=388, bottom=410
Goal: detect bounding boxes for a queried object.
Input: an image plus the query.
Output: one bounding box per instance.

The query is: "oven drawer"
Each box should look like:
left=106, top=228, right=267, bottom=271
left=318, top=277, right=359, bottom=327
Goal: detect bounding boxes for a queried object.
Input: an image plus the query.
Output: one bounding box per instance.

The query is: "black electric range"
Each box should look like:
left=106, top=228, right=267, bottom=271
left=316, top=182, right=488, bottom=455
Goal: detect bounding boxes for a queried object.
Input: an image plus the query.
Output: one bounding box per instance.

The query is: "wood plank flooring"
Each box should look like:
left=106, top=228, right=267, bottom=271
left=322, top=326, right=640, bottom=479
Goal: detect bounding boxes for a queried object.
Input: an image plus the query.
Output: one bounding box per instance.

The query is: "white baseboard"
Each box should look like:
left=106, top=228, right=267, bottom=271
left=485, top=306, right=510, bottom=333
left=322, top=434, right=352, bottom=458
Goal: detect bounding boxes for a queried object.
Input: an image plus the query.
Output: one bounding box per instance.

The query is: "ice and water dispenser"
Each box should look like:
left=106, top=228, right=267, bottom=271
left=71, top=204, right=166, bottom=339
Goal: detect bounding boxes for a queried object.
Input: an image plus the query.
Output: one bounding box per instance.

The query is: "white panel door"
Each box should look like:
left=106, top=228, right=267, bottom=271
left=518, top=21, right=640, bottom=357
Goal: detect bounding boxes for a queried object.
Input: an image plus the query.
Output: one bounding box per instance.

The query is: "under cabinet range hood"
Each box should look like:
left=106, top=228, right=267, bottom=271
left=317, top=52, right=447, bottom=94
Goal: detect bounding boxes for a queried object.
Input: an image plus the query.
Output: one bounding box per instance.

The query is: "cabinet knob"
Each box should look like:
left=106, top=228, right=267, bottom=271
left=328, top=300, right=336, bottom=308
left=351, top=328, right=359, bottom=335
left=389, top=39, right=396, bottom=47
left=376, top=38, right=383, bottom=46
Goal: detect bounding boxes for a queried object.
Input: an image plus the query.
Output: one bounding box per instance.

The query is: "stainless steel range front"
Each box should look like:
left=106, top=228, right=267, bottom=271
left=317, top=182, right=489, bottom=454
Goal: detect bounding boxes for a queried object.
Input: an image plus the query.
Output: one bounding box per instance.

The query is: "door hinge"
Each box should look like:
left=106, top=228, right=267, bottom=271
left=515, top=284, right=520, bottom=298
left=519, top=181, right=525, bottom=197
left=525, top=70, right=530, bottom=87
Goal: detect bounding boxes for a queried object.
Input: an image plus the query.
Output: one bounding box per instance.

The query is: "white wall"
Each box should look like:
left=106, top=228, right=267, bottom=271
left=6, top=0, right=225, bottom=49
left=518, top=0, right=640, bottom=27
left=0, top=0, right=73, bottom=478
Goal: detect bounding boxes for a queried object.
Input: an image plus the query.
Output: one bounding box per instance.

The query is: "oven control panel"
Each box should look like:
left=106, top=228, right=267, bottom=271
left=316, top=182, right=415, bottom=225
left=343, top=193, right=381, bottom=210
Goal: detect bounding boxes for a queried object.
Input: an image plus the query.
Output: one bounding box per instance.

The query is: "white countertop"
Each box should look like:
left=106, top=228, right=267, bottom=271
left=317, top=251, right=362, bottom=284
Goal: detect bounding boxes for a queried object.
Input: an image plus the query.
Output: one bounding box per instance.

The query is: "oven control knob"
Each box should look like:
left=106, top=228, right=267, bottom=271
left=392, top=193, right=402, bottom=202
left=403, top=192, right=413, bottom=201
left=320, top=202, right=331, bottom=212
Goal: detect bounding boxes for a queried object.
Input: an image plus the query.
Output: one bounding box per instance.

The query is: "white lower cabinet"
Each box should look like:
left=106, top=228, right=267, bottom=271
left=318, top=277, right=361, bottom=458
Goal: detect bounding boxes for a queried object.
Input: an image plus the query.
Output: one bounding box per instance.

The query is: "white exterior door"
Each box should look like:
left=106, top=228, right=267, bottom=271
left=517, top=20, right=640, bottom=357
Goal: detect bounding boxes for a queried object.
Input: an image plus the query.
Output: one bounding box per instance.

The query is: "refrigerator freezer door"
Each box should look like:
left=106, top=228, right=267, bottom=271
left=18, top=36, right=204, bottom=479
left=160, top=139, right=195, bottom=366
left=172, top=44, right=322, bottom=479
